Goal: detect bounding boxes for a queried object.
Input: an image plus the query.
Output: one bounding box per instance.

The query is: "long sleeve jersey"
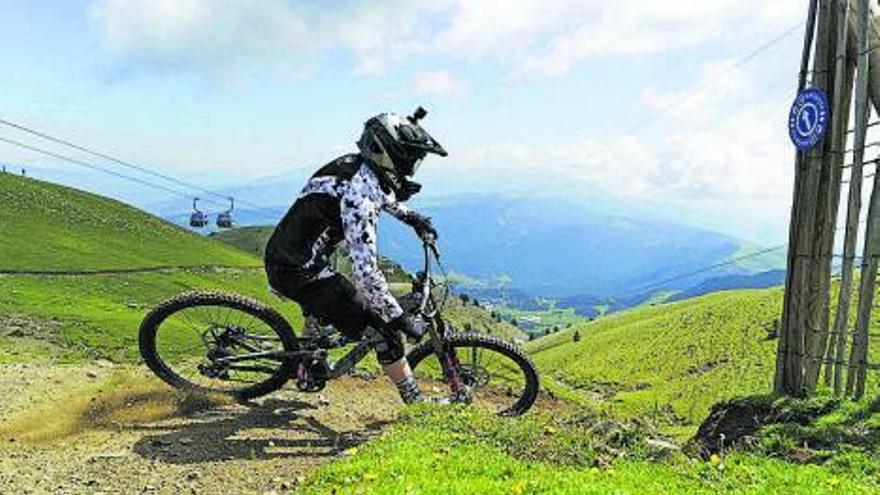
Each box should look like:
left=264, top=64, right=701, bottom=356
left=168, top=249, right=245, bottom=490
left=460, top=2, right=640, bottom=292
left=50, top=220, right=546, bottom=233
left=264, top=154, right=421, bottom=322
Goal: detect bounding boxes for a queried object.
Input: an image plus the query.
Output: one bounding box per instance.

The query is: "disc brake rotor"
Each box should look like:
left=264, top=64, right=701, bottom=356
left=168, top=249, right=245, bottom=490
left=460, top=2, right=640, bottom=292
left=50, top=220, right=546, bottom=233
left=459, top=364, right=491, bottom=388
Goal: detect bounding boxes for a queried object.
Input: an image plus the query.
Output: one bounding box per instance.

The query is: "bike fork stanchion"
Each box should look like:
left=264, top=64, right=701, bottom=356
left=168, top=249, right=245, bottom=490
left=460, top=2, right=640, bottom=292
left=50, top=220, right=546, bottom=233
left=439, top=347, right=465, bottom=395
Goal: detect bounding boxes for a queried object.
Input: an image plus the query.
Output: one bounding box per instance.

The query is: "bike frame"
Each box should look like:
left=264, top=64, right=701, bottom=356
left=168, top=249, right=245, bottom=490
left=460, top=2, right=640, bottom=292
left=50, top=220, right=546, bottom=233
left=212, top=235, right=465, bottom=392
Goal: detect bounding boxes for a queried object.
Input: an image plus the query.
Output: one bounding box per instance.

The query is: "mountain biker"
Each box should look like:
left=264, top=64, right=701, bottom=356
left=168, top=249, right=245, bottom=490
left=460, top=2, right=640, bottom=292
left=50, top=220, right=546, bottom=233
left=264, top=107, right=447, bottom=404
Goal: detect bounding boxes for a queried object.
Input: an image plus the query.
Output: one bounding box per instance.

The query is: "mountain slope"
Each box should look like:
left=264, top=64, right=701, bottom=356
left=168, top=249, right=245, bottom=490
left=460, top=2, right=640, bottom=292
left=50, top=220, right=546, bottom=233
left=667, top=269, right=785, bottom=302
left=0, top=174, right=297, bottom=363
left=0, top=179, right=521, bottom=365
left=0, top=174, right=256, bottom=271
left=527, top=286, right=879, bottom=431
left=209, top=225, right=275, bottom=258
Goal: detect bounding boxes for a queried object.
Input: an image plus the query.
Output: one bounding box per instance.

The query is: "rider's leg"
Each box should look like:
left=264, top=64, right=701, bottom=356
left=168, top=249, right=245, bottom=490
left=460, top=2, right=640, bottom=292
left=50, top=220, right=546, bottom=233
left=383, top=358, right=421, bottom=403
left=267, top=268, right=369, bottom=340
left=292, top=277, right=425, bottom=404
left=373, top=327, right=425, bottom=403
left=266, top=266, right=427, bottom=403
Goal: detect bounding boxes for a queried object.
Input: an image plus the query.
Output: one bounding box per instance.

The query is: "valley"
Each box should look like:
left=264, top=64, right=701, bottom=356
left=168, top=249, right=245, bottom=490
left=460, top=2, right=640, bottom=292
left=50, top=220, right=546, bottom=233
left=165, top=194, right=787, bottom=319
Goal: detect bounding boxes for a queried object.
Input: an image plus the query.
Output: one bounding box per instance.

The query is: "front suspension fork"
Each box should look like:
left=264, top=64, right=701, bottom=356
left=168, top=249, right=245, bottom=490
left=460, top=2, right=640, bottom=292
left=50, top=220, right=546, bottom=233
left=439, top=347, right=464, bottom=394
left=430, top=318, right=465, bottom=395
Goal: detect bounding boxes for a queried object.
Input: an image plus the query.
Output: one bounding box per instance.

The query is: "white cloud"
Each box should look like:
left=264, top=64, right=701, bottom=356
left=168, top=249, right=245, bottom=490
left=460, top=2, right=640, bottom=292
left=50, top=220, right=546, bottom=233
left=425, top=54, right=797, bottom=242
left=89, top=0, right=804, bottom=78
left=90, top=0, right=309, bottom=77
left=637, top=59, right=755, bottom=127
left=412, top=70, right=468, bottom=96
left=528, top=1, right=799, bottom=76
left=84, top=0, right=805, bottom=241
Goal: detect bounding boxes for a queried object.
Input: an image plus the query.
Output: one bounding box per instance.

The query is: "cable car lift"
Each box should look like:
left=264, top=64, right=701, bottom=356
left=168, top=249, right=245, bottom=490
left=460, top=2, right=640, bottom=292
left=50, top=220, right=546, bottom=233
left=189, top=197, right=209, bottom=228
left=216, top=197, right=234, bottom=229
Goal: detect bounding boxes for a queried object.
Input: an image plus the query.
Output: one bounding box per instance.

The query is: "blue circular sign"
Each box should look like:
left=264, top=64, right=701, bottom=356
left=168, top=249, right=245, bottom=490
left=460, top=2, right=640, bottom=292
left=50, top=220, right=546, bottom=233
left=789, top=88, right=830, bottom=150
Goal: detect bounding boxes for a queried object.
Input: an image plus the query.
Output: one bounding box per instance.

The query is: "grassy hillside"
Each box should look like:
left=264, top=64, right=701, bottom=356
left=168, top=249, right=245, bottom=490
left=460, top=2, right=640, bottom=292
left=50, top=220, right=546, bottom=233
left=0, top=174, right=256, bottom=271
left=441, top=295, right=527, bottom=342
left=0, top=269, right=303, bottom=364
left=0, top=177, right=521, bottom=365
left=210, top=225, right=274, bottom=258
left=298, top=402, right=879, bottom=494
left=297, top=286, right=879, bottom=494
left=4, top=174, right=877, bottom=493
left=528, top=286, right=880, bottom=433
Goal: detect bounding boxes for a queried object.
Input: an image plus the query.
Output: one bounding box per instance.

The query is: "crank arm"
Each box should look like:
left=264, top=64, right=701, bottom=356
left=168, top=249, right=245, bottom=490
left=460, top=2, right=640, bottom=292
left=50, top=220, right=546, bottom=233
left=226, top=364, right=280, bottom=374
left=213, top=349, right=320, bottom=364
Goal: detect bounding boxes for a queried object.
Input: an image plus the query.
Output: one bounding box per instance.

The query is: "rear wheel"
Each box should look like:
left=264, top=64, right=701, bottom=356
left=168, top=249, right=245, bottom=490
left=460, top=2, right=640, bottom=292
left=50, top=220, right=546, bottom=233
left=139, top=291, right=297, bottom=401
left=407, top=333, right=539, bottom=416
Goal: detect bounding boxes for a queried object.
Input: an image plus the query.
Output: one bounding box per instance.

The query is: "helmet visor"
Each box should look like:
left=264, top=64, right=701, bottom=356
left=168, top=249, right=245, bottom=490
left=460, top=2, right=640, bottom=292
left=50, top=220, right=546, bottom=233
left=397, top=122, right=447, bottom=157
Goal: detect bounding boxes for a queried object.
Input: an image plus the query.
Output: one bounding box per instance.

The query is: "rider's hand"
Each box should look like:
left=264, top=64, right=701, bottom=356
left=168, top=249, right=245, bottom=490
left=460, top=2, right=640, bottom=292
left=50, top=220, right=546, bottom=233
left=408, top=213, right=438, bottom=240
left=388, top=314, right=426, bottom=342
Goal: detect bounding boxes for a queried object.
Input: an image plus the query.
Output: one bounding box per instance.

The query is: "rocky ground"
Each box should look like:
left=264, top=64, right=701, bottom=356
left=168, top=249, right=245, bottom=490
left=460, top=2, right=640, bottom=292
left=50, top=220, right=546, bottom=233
left=0, top=361, right=403, bottom=495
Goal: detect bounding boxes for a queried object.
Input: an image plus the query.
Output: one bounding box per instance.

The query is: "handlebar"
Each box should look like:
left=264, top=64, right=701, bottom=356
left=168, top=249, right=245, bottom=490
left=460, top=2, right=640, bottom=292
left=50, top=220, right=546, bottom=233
left=421, top=233, right=440, bottom=261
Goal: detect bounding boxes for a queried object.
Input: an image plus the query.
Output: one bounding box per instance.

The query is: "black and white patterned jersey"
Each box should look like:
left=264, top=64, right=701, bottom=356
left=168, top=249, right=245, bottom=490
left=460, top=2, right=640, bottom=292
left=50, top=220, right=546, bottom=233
left=265, top=154, right=421, bottom=322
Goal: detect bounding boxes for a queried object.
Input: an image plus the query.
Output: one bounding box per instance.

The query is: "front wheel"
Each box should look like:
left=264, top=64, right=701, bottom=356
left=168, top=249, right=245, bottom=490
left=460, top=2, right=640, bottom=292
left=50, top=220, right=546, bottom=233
left=407, top=333, right=539, bottom=416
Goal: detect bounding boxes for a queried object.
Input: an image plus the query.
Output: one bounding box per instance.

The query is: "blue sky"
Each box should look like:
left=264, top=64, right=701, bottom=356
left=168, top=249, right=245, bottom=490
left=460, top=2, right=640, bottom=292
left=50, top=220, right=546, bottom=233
left=0, top=0, right=809, bottom=243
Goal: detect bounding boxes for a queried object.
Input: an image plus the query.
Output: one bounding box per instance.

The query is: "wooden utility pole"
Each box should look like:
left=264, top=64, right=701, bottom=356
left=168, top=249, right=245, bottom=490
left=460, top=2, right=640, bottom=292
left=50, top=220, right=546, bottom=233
left=828, top=0, right=870, bottom=393
left=819, top=0, right=858, bottom=392
left=778, top=0, right=836, bottom=396
left=805, top=0, right=854, bottom=392
left=779, top=0, right=877, bottom=399
left=777, top=0, right=821, bottom=395
left=847, top=0, right=880, bottom=396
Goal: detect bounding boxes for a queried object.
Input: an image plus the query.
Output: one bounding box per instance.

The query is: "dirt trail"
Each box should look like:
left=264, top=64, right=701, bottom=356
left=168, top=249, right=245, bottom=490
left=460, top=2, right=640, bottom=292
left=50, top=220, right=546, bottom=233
left=0, top=363, right=401, bottom=495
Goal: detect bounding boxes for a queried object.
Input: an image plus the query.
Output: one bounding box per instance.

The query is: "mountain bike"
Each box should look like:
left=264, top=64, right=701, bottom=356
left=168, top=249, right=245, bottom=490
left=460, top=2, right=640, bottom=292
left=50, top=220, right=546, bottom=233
left=138, top=235, right=540, bottom=416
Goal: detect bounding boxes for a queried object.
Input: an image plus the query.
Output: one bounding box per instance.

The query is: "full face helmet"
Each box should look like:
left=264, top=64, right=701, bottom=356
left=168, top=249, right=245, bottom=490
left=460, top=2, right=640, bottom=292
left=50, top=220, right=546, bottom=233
left=357, top=107, right=447, bottom=195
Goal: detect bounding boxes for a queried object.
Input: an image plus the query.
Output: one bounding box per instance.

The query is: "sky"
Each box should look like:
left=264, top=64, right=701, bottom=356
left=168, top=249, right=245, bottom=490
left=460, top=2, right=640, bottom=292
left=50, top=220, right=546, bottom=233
left=0, top=0, right=814, bottom=243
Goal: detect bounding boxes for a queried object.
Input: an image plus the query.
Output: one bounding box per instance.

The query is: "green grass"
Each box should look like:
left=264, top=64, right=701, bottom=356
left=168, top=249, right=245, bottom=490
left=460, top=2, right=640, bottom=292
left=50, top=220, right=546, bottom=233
left=210, top=225, right=274, bottom=258
left=0, top=174, right=256, bottom=271
left=495, top=305, right=584, bottom=337
left=5, top=174, right=880, bottom=492
left=298, top=407, right=879, bottom=495
left=527, top=286, right=880, bottom=434
left=744, top=394, right=879, bottom=468
left=0, top=269, right=304, bottom=363
left=442, top=296, right=527, bottom=342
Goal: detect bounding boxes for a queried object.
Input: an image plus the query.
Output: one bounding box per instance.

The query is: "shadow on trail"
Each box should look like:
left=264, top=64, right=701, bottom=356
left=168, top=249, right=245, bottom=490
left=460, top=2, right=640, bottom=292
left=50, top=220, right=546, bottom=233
left=130, top=397, right=390, bottom=464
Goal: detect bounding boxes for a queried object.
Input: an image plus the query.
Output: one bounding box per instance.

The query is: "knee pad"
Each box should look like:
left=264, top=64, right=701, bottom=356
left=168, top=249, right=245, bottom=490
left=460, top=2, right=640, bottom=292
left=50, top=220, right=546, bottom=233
left=375, top=332, right=405, bottom=365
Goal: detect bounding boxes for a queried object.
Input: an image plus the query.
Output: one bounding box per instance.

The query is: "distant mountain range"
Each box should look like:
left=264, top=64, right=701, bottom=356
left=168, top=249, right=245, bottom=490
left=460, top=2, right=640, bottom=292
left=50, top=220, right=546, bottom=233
left=666, top=269, right=786, bottom=302
left=149, top=176, right=787, bottom=313
left=377, top=194, right=785, bottom=297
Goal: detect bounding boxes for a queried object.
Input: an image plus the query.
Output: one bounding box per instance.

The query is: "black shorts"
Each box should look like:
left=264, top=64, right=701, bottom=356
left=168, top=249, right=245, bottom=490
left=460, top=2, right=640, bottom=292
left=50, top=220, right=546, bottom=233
left=265, top=263, right=405, bottom=364
left=265, top=264, right=378, bottom=340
